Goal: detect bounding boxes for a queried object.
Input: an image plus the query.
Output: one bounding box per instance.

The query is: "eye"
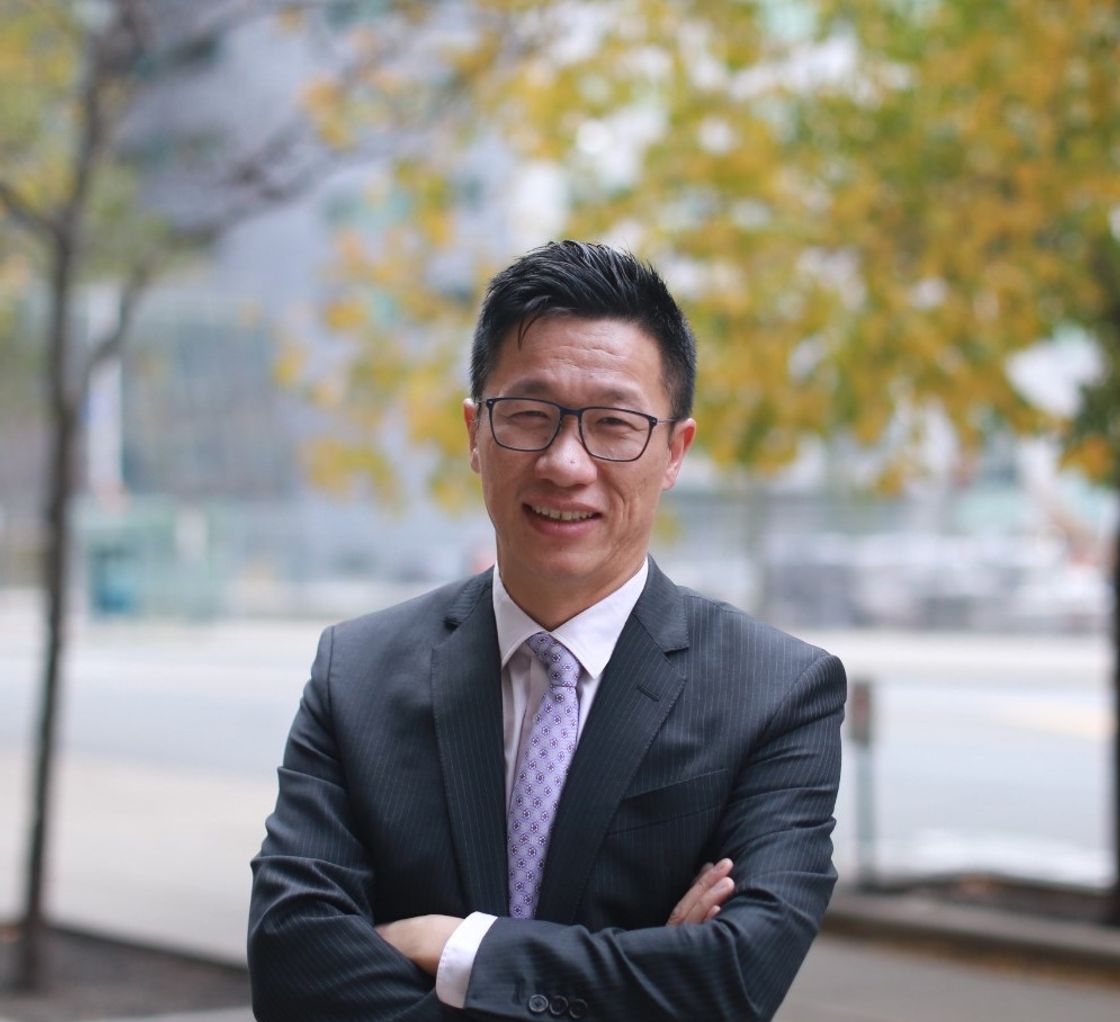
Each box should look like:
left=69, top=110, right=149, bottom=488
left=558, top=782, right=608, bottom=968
left=496, top=399, right=558, bottom=429
left=587, top=409, right=643, bottom=432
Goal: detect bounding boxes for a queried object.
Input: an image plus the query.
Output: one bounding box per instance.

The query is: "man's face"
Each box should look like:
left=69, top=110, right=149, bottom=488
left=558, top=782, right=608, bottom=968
left=464, top=316, right=695, bottom=626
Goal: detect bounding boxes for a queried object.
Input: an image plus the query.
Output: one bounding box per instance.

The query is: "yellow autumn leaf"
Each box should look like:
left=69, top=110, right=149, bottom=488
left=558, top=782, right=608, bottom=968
left=324, top=297, right=368, bottom=334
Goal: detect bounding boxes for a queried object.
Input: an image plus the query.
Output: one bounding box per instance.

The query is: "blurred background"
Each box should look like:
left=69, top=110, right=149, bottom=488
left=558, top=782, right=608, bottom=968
left=0, top=0, right=1116, bottom=980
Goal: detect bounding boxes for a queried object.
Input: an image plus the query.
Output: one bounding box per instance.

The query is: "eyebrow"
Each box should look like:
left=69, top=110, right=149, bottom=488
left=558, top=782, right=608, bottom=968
left=501, top=378, right=647, bottom=408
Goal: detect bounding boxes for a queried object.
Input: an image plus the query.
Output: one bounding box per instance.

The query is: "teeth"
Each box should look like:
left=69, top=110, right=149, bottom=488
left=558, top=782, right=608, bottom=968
left=531, top=505, right=594, bottom=522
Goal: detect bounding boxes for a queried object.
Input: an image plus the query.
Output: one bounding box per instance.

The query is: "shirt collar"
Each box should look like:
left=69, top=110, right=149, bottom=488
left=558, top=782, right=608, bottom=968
left=492, top=559, right=649, bottom=678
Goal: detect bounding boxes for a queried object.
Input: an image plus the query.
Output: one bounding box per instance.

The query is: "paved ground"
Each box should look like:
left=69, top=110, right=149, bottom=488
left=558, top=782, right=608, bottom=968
left=0, top=925, right=249, bottom=1022
left=0, top=1014, right=250, bottom=1022
left=780, top=933, right=1120, bottom=1021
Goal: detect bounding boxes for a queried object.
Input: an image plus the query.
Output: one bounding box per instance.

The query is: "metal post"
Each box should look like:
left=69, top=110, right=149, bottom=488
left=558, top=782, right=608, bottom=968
left=848, top=677, right=876, bottom=890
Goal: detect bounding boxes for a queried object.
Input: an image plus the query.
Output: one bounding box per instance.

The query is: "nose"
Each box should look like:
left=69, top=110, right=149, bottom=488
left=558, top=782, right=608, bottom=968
left=535, top=413, right=596, bottom=485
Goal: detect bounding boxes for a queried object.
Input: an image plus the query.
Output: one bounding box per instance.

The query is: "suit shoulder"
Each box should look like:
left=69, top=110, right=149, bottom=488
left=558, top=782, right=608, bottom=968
left=326, top=572, right=490, bottom=654
left=677, top=585, right=838, bottom=675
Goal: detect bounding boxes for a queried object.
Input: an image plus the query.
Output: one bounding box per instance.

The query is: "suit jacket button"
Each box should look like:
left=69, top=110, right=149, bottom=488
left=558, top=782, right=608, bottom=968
left=568, top=998, right=588, bottom=1019
left=528, top=994, right=549, bottom=1013
left=548, top=995, right=569, bottom=1015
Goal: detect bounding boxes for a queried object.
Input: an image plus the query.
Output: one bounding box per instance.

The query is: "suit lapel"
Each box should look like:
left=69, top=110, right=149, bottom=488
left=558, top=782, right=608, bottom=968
left=430, top=572, right=509, bottom=916
left=535, top=561, right=690, bottom=923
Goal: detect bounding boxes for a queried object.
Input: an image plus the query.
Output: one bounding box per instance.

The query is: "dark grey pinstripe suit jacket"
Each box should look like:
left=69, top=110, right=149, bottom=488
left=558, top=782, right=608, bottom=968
left=248, top=560, right=845, bottom=1021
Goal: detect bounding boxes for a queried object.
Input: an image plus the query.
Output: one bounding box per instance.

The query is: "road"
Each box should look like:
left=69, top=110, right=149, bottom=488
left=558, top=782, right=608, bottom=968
left=0, top=593, right=1112, bottom=963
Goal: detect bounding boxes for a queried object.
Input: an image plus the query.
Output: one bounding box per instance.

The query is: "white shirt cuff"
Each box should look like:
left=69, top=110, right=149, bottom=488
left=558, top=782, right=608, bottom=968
left=434, top=911, right=498, bottom=1008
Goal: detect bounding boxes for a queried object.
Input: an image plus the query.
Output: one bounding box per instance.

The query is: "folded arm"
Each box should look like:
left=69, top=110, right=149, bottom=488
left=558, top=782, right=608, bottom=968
left=250, top=629, right=844, bottom=1022
left=249, top=633, right=738, bottom=1022
left=462, top=653, right=846, bottom=1022
left=375, top=857, right=736, bottom=975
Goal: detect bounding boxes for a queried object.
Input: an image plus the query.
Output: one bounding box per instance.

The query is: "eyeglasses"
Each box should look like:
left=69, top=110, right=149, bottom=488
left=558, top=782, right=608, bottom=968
left=483, top=396, right=679, bottom=463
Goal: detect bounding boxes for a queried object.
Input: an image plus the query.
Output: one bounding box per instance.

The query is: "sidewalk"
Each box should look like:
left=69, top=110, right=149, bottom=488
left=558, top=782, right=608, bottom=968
left=781, top=925, right=1120, bottom=1021
left=826, top=884, right=1120, bottom=976
left=0, top=1015, right=250, bottom=1022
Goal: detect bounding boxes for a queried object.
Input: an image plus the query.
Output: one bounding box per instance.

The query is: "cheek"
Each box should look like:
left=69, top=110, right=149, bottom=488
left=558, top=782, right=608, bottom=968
left=615, top=471, right=661, bottom=520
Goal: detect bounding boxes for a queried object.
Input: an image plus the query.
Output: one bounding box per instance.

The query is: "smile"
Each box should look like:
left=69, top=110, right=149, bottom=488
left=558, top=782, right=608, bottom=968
left=529, top=505, right=596, bottom=522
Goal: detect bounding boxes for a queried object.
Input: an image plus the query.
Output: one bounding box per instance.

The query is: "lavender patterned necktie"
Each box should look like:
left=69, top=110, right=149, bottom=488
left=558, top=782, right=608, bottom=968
left=507, top=631, right=581, bottom=919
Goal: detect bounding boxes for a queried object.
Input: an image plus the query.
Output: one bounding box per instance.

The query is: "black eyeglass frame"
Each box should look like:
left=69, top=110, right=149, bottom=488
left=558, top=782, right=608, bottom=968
left=482, top=396, right=681, bottom=463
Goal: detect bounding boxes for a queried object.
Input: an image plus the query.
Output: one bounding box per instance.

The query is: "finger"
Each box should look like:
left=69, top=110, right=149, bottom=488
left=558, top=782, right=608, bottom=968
left=684, top=861, right=734, bottom=923
left=692, top=876, right=735, bottom=922
left=681, top=858, right=732, bottom=919
left=679, top=862, right=716, bottom=912
left=669, top=867, right=713, bottom=924
left=668, top=858, right=734, bottom=925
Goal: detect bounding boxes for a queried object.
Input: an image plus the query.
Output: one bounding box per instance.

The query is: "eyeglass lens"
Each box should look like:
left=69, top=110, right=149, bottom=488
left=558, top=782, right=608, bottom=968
left=489, top=398, right=651, bottom=461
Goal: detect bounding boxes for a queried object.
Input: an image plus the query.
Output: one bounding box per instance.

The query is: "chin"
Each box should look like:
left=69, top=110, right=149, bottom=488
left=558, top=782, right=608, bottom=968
left=532, top=553, right=597, bottom=582
left=518, top=549, right=603, bottom=588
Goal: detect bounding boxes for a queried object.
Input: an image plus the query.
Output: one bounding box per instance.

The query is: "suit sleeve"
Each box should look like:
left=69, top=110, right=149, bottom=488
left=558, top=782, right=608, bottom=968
left=464, top=652, right=846, bottom=1022
left=247, top=627, right=463, bottom=1022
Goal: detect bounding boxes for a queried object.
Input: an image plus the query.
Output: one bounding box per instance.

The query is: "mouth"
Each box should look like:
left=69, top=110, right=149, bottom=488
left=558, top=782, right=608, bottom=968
left=528, top=504, right=598, bottom=523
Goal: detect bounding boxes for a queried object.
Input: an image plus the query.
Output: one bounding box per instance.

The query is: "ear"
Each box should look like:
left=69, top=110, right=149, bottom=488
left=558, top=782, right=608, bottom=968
left=464, top=398, right=482, bottom=475
left=661, top=418, right=696, bottom=491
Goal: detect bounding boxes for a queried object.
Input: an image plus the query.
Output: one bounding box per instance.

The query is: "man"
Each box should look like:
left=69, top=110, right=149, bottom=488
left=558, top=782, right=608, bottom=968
left=249, top=241, right=845, bottom=1021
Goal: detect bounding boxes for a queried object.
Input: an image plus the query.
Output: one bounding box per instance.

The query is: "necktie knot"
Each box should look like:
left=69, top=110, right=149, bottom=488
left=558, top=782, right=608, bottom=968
left=526, top=631, right=579, bottom=690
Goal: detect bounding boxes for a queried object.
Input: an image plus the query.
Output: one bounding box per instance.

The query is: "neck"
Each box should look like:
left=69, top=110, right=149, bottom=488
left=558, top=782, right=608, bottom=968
left=505, top=588, right=592, bottom=632
left=497, top=559, right=647, bottom=631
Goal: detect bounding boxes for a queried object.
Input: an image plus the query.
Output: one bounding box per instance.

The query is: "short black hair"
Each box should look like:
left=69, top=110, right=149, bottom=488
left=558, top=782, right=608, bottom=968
left=469, top=240, right=697, bottom=419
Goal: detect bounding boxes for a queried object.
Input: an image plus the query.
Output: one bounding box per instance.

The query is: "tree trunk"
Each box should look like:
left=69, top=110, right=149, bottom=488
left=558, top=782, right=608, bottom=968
left=14, top=238, right=77, bottom=991
left=1110, top=499, right=1120, bottom=926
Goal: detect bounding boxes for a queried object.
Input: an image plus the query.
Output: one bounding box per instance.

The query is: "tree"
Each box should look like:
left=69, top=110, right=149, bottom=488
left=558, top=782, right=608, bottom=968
left=0, top=0, right=527, bottom=990
left=779, top=0, right=1120, bottom=920
left=297, top=0, right=789, bottom=494
left=316, top=0, right=1120, bottom=916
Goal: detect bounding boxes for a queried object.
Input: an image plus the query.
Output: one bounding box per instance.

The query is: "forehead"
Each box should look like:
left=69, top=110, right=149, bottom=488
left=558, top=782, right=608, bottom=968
left=489, top=316, right=668, bottom=407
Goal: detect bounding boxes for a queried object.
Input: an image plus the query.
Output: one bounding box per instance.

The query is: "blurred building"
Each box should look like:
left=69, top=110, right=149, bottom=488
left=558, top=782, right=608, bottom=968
left=660, top=425, right=1113, bottom=636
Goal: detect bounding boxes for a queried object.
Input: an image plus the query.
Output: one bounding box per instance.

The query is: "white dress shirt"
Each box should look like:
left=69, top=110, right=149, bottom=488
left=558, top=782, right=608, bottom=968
left=434, top=559, right=649, bottom=1007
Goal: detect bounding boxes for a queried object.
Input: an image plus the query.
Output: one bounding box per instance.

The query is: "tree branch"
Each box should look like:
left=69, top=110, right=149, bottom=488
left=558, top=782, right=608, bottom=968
left=63, top=30, right=115, bottom=232
left=212, top=18, right=383, bottom=194
left=71, top=256, right=157, bottom=413
left=141, top=0, right=337, bottom=71
left=204, top=116, right=458, bottom=232
left=202, top=12, right=513, bottom=231
left=0, top=180, right=61, bottom=243
left=220, top=117, right=315, bottom=193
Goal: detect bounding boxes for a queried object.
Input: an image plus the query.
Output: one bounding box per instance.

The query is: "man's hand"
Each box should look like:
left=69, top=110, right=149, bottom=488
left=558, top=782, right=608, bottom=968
left=377, top=859, right=733, bottom=974
left=666, top=858, right=735, bottom=926
left=375, top=914, right=463, bottom=976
